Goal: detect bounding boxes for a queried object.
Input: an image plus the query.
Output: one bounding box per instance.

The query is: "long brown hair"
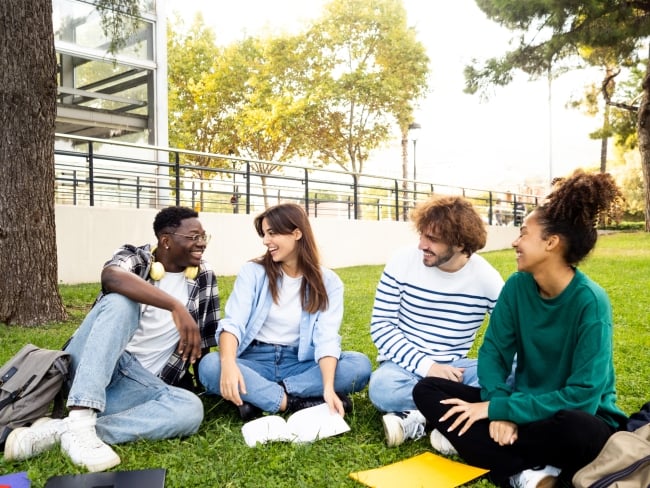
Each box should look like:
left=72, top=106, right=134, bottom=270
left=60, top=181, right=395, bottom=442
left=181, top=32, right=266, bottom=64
left=253, top=203, right=328, bottom=313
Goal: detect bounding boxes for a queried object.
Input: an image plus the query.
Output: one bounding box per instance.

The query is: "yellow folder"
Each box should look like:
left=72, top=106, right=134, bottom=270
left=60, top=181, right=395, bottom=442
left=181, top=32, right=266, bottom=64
left=349, top=452, right=489, bottom=488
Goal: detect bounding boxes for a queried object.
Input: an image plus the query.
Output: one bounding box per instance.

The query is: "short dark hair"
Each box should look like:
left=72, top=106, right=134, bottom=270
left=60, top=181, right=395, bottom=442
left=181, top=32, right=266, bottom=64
left=153, top=206, right=198, bottom=237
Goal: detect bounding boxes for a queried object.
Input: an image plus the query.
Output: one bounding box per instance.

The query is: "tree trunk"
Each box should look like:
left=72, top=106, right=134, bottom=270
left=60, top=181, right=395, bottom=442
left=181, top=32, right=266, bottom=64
left=0, top=0, right=67, bottom=325
left=600, top=103, right=610, bottom=173
left=638, top=57, right=650, bottom=233
left=401, top=131, right=408, bottom=221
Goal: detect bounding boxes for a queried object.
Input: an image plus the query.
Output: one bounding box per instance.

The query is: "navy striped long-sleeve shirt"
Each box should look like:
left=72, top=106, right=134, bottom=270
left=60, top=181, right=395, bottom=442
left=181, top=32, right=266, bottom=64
left=370, top=245, right=504, bottom=377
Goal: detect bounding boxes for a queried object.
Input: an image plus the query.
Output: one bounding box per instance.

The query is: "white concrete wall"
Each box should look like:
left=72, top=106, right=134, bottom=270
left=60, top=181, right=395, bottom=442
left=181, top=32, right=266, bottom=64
left=55, top=205, right=518, bottom=284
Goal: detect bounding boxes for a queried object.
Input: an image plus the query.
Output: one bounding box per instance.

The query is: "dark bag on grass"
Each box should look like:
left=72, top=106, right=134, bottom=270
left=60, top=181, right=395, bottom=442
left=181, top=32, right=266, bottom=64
left=572, top=423, right=650, bottom=488
left=627, top=400, right=650, bottom=431
left=0, top=344, right=70, bottom=449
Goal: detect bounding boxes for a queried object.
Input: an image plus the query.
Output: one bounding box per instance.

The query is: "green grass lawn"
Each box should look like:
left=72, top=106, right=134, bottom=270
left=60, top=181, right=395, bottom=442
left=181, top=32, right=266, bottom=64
left=1, top=232, right=649, bottom=487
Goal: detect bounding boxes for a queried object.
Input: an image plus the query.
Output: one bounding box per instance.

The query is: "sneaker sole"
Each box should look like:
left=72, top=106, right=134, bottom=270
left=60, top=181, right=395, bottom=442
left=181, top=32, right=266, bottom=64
left=83, top=454, right=122, bottom=473
left=430, top=429, right=458, bottom=456
left=3, top=427, right=31, bottom=461
left=381, top=415, right=405, bottom=447
left=537, top=476, right=559, bottom=488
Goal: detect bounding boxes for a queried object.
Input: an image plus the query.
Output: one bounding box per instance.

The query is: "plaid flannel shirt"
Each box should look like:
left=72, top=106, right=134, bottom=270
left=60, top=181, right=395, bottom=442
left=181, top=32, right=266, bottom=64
left=96, top=244, right=219, bottom=386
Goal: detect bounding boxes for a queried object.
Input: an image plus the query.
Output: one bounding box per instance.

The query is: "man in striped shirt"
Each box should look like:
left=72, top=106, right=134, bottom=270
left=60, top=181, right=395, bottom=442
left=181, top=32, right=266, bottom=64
left=368, top=195, right=504, bottom=447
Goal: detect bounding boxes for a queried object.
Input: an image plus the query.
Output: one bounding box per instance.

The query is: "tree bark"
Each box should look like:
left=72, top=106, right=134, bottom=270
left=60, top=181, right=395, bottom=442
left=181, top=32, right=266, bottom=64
left=638, top=56, right=650, bottom=233
left=0, top=0, right=67, bottom=325
left=600, top=103, right=609, bottom=174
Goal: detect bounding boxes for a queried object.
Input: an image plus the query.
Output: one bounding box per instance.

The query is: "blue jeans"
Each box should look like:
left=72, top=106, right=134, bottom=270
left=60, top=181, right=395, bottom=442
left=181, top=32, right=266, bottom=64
left=64, top=293, right=204, bottom=444
left=368, top=358, right=479, bottom=413
left=199, top=342, right=372, bottom=413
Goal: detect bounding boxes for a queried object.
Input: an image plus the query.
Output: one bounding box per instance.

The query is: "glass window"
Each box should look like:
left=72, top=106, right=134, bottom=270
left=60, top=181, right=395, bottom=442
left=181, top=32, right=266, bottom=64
left=53, top=0, right=154, bottom=61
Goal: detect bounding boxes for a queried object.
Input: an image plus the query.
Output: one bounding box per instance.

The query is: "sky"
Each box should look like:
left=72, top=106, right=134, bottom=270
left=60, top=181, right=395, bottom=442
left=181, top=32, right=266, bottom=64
left=166, top=0, right=604, bottom=192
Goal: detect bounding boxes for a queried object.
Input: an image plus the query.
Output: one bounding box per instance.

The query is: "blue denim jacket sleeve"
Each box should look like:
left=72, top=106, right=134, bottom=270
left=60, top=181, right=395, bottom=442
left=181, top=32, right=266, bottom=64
left=305, top=267, right=343, bottom=362
left=217, top=262, right=271, bottom=352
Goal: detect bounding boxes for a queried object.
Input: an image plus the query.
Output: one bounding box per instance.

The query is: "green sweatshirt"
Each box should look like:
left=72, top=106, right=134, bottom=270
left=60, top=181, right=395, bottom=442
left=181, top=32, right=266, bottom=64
left=478, top=269, right=626, bottom=428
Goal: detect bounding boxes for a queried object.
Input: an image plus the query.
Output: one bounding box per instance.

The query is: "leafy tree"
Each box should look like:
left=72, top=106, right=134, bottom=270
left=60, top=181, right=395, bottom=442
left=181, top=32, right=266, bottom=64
left=569, top=47, right=642, bottom=173
left=304, top=0, right=429, bottom=176
left=0, top=0, right=142, bottom=325
left=217, top=36, right=318, bottom=207
left=167, top=0, right=429, bottom=211
left=168, top=14, right=226, bottom=164
left=168, top=20, right=317, bottom=207
left=465, top=0, right=650, bottom=231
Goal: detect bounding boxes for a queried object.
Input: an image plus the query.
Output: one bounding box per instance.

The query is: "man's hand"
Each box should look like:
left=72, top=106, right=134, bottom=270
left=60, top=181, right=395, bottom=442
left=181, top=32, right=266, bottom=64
left=426, top=363, right=465, bottom=382
left=172, top=305, right=201, bottom=364
left=439, top=398, right=489, bottom=436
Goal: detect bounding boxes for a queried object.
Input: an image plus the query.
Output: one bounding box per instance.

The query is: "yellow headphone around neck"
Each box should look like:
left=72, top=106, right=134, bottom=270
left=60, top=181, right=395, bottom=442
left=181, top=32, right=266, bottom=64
left=149, top=246, right=199, bottom=281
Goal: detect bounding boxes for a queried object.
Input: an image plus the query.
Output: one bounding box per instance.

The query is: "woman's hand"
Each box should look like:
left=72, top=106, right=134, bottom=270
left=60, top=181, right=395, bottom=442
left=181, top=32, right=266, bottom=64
left=323, top=388, right=345, bottom=416
left=439, top=398, right=489, bottom=436
left=220, top=360, right=246, bottom=406
left=489, top=420, right=518, bottom=446
left=318, top=356, right=344, bottom=416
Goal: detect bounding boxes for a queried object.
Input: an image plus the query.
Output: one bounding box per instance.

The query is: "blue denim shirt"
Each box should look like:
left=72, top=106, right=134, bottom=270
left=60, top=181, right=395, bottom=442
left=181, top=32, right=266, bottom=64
left=218, top=262, right=343, bottom=363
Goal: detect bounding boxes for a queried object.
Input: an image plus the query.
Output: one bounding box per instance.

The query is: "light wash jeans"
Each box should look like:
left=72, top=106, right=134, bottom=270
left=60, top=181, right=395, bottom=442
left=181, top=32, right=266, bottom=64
left=64, top=293, right=204, bottom=445
left=368, top=358, right=479, bottom=413
left=199, top=342, right=372, bottom=413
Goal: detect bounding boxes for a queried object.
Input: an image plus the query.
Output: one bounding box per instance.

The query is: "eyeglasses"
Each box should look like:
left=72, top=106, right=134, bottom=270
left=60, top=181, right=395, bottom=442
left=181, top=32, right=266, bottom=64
left=164, top=232, right=211, bottom=244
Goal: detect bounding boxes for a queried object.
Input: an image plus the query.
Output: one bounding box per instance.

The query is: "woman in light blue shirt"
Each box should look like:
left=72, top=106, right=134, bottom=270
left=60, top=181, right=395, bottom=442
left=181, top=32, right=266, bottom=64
left=200, top=203, right=371, bottom=420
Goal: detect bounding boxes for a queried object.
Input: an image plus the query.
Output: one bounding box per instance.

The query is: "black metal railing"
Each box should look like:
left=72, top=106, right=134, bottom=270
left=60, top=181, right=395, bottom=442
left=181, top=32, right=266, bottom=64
left=54, top=133, right=539, bottom=224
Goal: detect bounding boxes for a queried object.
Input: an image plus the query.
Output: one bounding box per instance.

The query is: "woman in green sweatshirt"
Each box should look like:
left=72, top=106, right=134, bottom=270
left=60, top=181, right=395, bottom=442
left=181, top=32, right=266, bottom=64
left=413, top=169, right=628, bottom=488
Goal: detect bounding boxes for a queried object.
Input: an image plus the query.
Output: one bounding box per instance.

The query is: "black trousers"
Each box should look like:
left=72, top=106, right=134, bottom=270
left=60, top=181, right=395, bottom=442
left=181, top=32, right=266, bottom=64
left=413, top=377, right=617, bottom=488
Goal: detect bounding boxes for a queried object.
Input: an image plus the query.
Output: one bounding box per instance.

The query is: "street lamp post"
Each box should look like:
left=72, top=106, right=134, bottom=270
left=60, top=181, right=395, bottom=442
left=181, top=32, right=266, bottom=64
left=408, top=122, right=422, bottom=201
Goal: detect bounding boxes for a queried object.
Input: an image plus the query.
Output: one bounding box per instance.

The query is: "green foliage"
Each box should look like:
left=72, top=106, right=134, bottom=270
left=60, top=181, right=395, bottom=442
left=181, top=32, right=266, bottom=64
left=167, top=0, right=429, bottom=180
left=304, top=0, right=429, bottom=175
left=466, top=0, right=650, bottom=228
left=2, top=233, right=649, bottom=487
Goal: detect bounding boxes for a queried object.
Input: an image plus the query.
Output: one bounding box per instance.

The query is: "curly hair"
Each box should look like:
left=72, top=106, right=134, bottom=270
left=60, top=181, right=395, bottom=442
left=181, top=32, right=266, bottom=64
left=153, top=206, right=199, bottom=237
left=410, top=195, right=487, bottom=256
left=536, top=169, right=623, bottom=265
left=252, top=203, right=328, bottom=314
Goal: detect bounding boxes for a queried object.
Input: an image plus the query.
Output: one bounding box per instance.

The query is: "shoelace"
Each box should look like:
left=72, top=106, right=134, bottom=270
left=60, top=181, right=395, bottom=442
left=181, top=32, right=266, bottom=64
left=25, top=421, right=63, bottom=444
left=403, top=417, right=425, bottom=440
left=68, top=424, right=104, bottom=449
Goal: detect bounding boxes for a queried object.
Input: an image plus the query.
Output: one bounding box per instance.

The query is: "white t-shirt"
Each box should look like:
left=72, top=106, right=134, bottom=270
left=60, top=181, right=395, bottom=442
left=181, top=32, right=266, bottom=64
left=126, top=271, right=188, bottom=375
left=255, top=273, right=302, bottom=346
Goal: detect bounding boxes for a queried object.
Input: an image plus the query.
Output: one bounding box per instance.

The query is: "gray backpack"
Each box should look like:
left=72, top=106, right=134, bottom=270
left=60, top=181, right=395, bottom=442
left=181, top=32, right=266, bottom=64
left=0, top=344, right=70, bottom=448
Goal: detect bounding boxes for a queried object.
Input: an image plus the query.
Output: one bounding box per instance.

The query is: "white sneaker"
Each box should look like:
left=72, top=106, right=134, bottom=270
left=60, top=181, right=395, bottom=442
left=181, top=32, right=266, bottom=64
left=509, top=465, right=561, bottom=488
left=430, top=428, right=458, bottom=456
left=382, top=410, right=426, bottom=447
left=3, top=417, right=67, bottom=461
left=60, top=410, right=120, bottom=472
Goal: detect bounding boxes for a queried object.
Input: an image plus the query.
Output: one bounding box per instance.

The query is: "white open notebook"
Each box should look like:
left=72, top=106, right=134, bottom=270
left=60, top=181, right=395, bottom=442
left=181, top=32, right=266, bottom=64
left=241, top=403, right=351, bottom=447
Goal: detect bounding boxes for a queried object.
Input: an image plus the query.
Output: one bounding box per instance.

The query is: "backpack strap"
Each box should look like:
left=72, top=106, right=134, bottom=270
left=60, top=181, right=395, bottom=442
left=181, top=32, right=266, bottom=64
left=589, top=455, right=650, bottom=488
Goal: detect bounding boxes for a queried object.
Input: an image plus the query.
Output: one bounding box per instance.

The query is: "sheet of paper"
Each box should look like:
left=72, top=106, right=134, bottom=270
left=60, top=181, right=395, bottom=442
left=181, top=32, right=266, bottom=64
left=241, top=403, right=350, bottom=446
left=241, top=415, right=297, bottom=446
left=349, top=452, right=489, bottom=488
left=286, top=402, right=350, bottom=443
